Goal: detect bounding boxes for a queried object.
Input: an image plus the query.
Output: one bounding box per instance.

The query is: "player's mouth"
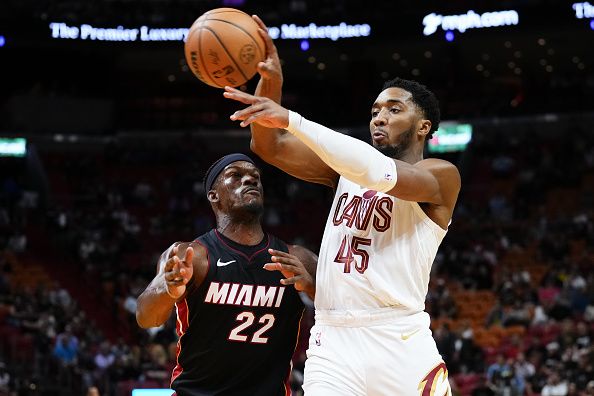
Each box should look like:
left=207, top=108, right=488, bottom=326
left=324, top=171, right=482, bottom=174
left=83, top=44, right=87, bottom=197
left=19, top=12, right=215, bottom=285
left=243, top=187, right=261, bottom=196
left=372, top=129, right=388, bottom=142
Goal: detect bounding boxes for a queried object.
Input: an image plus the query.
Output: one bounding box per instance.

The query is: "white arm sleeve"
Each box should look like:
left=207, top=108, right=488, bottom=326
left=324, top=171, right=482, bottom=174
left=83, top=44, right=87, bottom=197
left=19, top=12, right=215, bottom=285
left=286, top=111, right=397, bottom=192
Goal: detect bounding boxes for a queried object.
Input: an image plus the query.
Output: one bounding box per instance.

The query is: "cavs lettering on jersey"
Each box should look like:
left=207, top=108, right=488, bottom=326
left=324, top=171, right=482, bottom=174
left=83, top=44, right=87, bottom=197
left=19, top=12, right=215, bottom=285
left=171, top=230, right=304, bottom=396
left=316, top=176, right=447, bottom=312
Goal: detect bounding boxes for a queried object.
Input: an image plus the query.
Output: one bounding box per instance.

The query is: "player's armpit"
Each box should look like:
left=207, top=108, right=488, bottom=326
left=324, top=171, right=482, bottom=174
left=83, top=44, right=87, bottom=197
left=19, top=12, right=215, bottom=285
left=251, top=132, right=339, bottom=188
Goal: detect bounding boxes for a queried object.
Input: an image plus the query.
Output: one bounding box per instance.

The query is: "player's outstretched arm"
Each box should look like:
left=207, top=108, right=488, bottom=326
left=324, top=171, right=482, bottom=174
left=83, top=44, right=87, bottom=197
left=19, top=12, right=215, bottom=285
left=282, top=111, right=461, bottom=225
left=225, top=91, right=460, bottom=223
left=239, top=16, right=338, bottom=188
left=264, top=246, right=317, bottom=299
left=136, top=242, right=207, bottom=328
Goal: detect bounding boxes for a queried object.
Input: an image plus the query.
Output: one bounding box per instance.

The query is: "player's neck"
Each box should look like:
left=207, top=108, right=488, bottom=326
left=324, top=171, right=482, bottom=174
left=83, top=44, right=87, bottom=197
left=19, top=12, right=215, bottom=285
left=216, top=218, right=264, bottom=246
left=398, top=148, right=424, bottom=164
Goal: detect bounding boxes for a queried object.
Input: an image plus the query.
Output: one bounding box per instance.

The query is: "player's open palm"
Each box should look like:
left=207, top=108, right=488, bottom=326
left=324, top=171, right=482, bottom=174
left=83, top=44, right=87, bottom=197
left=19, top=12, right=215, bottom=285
left=264, top=249, right=314, bottom=297
left=224, top=87, right=290, bottom=129
left=164, top=245, right=194, bottom=299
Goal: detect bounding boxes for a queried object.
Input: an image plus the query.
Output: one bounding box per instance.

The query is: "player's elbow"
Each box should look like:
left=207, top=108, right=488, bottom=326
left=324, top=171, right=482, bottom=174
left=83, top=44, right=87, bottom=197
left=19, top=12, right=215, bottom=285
left=135, top=306, right=160, bottom=329
left=136, top=310, right=152, bottom=329
left=250, top=138, right=275, bottom=160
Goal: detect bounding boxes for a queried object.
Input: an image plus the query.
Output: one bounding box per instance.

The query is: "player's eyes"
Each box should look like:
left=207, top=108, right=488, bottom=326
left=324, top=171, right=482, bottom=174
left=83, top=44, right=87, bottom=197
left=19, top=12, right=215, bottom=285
left=371, top=111, right=379, bottom=117
left=390, top=108, right=400, bottom=113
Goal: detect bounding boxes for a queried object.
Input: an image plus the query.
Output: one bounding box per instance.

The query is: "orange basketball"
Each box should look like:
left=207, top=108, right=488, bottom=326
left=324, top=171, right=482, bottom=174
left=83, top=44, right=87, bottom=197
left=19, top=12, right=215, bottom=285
left=184, top=8, right=265, bottom=88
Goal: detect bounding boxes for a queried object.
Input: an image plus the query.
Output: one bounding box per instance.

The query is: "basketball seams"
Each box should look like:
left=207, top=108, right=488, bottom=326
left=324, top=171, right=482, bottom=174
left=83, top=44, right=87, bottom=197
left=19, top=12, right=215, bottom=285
left=205, top=18, right=265, bottom=62
left=204, top=9, right=248, bottom=16
left=195, top=24, right=219, bottom=87
left=202, top=25, right=250, bottom=85
left=185, top=8, right=264, bottom=88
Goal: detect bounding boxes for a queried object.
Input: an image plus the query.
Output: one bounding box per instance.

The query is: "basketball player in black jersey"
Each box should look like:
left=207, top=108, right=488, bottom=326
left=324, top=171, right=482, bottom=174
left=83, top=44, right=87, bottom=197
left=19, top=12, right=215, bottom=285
left=136, top=153, right=317, bottom=396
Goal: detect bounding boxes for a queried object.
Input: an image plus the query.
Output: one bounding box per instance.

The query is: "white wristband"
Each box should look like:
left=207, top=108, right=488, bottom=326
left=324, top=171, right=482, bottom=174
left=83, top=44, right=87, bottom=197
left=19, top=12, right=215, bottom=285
left=286, top=111, right=397, bottom=192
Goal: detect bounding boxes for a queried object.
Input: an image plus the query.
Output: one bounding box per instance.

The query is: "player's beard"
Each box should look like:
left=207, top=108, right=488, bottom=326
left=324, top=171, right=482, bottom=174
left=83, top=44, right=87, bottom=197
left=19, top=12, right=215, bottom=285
left=234, top=201, right=264, bottom=224
left=372, top=128, right=414, bottom=159
left=244, top=202, right=264, bottom=217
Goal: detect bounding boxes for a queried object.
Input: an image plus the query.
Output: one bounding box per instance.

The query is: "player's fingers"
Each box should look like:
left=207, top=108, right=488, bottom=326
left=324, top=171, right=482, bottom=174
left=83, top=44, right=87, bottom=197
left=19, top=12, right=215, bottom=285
left=263, top=263, right=283, bottom=272
left=223, top=86, right=256, bottom=104
left=264, top=262, right=297, bottom=273
left=164, top=255, right=179, bottom=271
left=233, top=107, right=270, bottom=127
left=231, top=103, right=264, bottom=121
left=268, top=248, right=294, bottom=258
left=270, top=253, right=301, bottom=267
left=252, top=15, right=268, bottom=31
left=239, top=112, right=268, bottom=127
left=280, top=276, right=301, bottom=286
left=270, top=254, right=299, bottom=265
left=257, top=61, right=274, bottom=79
left=164, top=270, right=182, bottom=282
left=169, top=244, right=178, bottom=258
left=254, top=25, right=277, bottom=56
left=183, top=246, right=194, bottom=265
left=257, top=27, right=276, bottom=53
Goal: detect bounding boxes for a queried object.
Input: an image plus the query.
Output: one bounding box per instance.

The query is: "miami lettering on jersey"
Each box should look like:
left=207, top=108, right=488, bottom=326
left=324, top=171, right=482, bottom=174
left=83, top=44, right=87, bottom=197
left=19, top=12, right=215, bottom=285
left=204, top=282, right=286, bottom=308
left=332, top=190, right=393, bottom=232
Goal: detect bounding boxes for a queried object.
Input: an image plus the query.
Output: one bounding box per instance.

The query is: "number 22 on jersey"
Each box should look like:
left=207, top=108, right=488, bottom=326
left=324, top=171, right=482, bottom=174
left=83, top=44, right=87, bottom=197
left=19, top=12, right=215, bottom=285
left=228, top=312, right=275, bottom=344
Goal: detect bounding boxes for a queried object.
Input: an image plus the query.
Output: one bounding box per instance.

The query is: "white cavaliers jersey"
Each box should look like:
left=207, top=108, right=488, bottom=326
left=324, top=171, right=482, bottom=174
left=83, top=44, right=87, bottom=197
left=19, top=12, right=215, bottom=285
left=315, top=176, right=448, bottom=312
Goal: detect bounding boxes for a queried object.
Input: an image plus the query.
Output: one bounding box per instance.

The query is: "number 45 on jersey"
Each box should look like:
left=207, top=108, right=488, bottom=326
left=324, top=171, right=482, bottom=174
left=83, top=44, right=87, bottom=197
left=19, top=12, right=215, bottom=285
left=334, top=235, right=371, bottom=274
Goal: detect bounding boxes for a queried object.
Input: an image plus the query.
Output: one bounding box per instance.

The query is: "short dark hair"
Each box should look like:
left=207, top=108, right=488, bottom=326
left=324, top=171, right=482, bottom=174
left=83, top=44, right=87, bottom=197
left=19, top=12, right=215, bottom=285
left=382, top=77, right=440, bottom=139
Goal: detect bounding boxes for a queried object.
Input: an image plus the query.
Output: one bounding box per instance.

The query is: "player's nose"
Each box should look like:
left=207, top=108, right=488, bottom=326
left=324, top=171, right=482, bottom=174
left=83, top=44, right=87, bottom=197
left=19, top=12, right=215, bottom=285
left=373, top=117, right=387, bottom=127
left=242, top=174, right=258, bottom=186
left=372, top=109, right=388, bottom=126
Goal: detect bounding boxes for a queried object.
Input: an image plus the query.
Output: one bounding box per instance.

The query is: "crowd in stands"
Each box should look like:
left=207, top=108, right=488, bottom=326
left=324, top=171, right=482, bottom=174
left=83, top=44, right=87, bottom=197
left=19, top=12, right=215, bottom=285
left=0, top=122, right=593, bottom=395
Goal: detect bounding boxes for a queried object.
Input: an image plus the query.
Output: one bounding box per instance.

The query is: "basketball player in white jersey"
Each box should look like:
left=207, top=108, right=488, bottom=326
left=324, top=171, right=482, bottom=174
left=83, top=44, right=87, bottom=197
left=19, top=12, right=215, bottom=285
left=223, top=16, right=461, bottom=396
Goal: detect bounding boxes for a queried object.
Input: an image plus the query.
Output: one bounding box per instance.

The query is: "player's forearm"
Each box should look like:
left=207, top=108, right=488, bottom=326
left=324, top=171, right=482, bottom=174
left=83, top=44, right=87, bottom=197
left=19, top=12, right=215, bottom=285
left=286, top=111, right=397, bottom=192
left=250, top=78, right=284, bottom=157
left=136, top=275, right=177, bottom=328
left=255, top=75, right=282, bottom=104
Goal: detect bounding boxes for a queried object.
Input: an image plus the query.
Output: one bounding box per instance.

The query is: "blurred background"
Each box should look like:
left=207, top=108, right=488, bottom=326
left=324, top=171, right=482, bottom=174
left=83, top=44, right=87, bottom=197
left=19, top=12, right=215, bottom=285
left=0, top=0, right=593, bottom=395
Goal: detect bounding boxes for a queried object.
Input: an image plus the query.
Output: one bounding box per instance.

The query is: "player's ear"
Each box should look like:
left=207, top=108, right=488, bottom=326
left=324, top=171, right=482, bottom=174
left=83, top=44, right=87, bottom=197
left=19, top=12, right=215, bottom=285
left=207, top=190, right=219, bottom=203
left=417, top=119, right=432, bottom=138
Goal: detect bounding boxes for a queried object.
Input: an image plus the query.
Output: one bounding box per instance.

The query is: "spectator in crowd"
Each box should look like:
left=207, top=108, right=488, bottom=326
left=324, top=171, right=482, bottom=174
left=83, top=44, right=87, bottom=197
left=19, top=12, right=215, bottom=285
left=541, top=372, right=568, bottom=396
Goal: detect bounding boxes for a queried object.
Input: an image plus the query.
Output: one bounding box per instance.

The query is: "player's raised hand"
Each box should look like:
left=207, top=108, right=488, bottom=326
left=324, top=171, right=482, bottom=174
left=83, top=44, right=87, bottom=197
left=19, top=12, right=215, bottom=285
left=264, top=248, right=314, bottom=297
left=225, top=86, right=289, bottom=128
left=163, top=245, right=194, bottom=299
left=252, top=15, right=282, bottom=83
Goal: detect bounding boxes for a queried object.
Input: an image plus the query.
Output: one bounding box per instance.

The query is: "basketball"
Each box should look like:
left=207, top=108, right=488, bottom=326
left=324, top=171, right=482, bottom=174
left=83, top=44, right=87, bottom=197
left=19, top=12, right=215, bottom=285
left=184, top=8, right=266, bottom=88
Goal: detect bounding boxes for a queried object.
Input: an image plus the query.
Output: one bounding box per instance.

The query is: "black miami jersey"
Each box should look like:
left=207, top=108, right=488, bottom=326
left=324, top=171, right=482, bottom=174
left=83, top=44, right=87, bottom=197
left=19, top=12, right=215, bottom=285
left=170, top=230, right=305, bottom=396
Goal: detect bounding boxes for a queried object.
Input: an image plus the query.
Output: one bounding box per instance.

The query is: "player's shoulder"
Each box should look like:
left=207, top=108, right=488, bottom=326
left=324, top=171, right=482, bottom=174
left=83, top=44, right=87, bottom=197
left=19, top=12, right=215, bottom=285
left=416, top=158, right=460, bottom=183
left=415, top=157, right=457, bottom=170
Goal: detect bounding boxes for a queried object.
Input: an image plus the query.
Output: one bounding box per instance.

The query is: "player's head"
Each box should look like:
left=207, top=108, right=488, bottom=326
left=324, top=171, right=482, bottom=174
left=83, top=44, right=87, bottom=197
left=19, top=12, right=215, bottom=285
left=86, top=386, right=100, bottom=396
left=203, top=153, right=264, bottom=221
left=370, top=77, right=440, bottom=159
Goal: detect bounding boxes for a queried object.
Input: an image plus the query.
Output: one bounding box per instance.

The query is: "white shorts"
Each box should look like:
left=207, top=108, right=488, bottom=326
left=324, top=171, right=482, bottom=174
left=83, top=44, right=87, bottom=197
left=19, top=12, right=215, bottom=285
left=302, top=308, right=452, bottom=396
